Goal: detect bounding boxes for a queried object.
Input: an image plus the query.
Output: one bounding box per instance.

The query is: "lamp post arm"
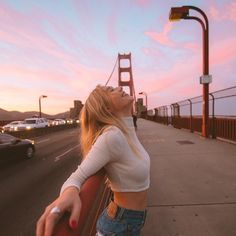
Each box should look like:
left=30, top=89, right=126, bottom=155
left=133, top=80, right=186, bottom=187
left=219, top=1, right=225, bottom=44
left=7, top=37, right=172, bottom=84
left=184, top=16, right=205, bottom=30
left=184, top=15, right=209, bottom=75
left=185, top=6, right=209, bottom=31
left=184, top=6, right=209, bottom=75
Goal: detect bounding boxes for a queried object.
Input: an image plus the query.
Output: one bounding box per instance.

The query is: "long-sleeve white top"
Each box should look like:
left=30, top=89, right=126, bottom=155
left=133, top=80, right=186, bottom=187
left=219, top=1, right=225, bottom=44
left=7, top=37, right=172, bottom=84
left=60, top=117, right=150, bottom=194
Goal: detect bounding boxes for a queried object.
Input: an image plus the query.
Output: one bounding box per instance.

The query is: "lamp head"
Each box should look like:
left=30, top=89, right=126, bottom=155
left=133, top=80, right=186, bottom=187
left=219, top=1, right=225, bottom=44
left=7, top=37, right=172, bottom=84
left=169, top=6, right=189, bottom=21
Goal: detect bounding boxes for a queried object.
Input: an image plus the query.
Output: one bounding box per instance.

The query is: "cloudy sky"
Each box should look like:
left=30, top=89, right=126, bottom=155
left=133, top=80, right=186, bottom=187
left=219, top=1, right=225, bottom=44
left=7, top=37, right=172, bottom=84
left=0, top=0, right=235, bottom=115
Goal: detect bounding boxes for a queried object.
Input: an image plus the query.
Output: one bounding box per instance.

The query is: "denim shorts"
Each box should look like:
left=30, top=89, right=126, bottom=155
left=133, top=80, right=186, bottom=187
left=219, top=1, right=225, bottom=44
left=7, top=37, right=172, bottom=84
left=96, top=203, right=147, bottom=236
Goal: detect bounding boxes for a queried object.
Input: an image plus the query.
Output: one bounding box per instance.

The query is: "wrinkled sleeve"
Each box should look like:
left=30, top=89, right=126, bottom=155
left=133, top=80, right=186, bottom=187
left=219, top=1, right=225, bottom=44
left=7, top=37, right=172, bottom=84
left=60, top=127, right=125, bottom=195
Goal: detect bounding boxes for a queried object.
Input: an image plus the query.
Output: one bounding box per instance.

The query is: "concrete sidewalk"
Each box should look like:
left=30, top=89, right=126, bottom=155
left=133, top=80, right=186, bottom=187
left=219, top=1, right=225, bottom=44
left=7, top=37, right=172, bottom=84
left=137, top=119, right=236, bottom=236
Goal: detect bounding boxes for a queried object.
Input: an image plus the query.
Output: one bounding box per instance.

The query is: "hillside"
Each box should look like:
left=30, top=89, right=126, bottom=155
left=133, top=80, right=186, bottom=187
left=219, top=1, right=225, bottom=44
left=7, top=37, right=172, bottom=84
left=0, top=108, right=70, bottom=121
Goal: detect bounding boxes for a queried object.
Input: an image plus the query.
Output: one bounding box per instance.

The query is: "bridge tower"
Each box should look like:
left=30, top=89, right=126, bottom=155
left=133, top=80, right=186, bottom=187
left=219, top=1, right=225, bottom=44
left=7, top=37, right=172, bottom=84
left=118, top=53, right=136, bottom=102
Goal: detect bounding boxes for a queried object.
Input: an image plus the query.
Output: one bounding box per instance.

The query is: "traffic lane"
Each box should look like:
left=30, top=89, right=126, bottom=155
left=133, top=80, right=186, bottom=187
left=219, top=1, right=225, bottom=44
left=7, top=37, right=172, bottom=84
left=0, top=148, right=81, bottom=236
left=0, top=128, right=81, bottom=209
left=0, top=128, right=82, bottom=235
left=0, top=127, right=80, bottom=177
left=34, top=128, right=81, bottom=162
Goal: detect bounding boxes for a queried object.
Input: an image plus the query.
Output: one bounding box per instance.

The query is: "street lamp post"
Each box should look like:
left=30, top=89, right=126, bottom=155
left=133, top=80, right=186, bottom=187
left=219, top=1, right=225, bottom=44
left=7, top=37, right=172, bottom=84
left=169, top=6, right=212, bottom=138
left=39, top=95, right=47, bottom=118
left=139, top=92, right=148, bottom=111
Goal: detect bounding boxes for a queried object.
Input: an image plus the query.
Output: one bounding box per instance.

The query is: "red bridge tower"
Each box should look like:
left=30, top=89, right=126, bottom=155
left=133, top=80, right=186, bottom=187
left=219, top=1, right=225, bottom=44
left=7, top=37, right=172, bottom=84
left=118, top=53, right=136, bottom=102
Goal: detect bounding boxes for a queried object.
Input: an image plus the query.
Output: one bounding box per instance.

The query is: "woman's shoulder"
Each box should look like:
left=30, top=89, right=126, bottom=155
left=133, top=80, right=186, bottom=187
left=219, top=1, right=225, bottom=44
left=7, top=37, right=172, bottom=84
left=103, top=125, right=122, bottom=133
left=102, top=125, right=124, bottom=138
left=96, top=125, right=125, bottom=145
left=91, top=126, right=125, bottom=154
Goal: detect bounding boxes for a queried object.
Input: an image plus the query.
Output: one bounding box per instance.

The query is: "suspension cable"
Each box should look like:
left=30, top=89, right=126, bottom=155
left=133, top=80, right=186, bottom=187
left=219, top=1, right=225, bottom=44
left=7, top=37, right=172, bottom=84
left=105, top=56, right=118, bottom=86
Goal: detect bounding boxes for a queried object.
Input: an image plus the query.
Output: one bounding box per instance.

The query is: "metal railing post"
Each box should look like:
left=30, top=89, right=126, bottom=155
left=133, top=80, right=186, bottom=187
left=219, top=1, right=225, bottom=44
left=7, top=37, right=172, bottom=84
left=188, top=99, right=193, bottom=132
left=209, top=93, right=216, bottom=139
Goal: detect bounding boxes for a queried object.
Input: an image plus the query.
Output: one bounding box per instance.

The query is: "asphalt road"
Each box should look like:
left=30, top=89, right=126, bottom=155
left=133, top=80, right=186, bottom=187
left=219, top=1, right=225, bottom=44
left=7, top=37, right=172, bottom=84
left=0, top=127, right=81, bottom=236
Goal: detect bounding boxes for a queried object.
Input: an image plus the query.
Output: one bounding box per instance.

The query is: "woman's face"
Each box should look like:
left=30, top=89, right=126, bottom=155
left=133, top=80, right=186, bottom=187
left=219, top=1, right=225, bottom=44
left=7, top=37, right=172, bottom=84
left=106, top=86, right=134, bottom=116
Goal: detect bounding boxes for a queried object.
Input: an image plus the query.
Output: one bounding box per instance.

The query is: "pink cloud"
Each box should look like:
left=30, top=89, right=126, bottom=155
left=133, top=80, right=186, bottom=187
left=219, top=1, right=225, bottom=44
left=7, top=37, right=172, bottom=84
left=1, top=80, right=81, bottom=114
left=134, top=49, right=204, bottom=108
left=133, top=0, right=151, bottom=7
left=0, top=2, right=113, bottom=89
left=182, top=42, right=200, bottom=52
left=211, top=37, right=236, bottom=66
left=0, top=2, right=103, bottom=72
left=0, top=64, right=68, bottom=84
left=0, top=3, right=74, bottom=64
left=0, top=61, right=110, bottom=102
left=209, top=5, right=222, bottom=21
left=145, top=22, right=174, bottom=47
left=229, top=2, right=236, bottom=20
left=209, top=1, right=236, bottom=21
left=136, top=32, right=236, bottom=109
left=142, top=47, right=163, bottom=57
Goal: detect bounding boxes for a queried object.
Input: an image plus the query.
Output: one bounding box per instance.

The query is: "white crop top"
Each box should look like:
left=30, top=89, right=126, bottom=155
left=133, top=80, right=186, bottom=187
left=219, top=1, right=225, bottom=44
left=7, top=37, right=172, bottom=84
left=60, top=117, right=150, bottom=194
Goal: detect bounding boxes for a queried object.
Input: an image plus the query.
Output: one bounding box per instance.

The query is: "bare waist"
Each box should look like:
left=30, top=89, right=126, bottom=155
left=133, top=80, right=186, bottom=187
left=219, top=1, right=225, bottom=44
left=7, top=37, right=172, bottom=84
left=113, top=190, right=148, bottom=211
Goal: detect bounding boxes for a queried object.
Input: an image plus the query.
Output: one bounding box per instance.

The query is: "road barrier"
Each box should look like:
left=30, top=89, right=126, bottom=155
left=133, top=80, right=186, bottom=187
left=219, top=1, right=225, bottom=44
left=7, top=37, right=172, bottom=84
left=53, top=169, right=111, bottom=236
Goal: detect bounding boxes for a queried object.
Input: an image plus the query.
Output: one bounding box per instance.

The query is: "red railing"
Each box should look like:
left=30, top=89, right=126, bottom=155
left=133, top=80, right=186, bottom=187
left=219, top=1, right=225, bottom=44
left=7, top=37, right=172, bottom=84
left=215, top=117, right=236, bottom=142
left=142, top=86, right=236, bottom=143
left=53, top=169, right=111, bottom=236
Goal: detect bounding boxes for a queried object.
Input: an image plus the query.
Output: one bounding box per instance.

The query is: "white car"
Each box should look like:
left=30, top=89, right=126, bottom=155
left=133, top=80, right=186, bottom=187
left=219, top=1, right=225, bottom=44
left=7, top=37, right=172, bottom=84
left=2, top=121, right=24, bottom=132
left=17, top=118, right=48, bottom=131
left=52, top=119, right=66, bottom=126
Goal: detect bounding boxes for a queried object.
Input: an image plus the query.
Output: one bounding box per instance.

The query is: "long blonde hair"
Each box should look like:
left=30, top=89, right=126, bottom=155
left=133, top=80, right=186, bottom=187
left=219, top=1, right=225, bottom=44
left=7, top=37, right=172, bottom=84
left=80, top=85, right=137, bottom=158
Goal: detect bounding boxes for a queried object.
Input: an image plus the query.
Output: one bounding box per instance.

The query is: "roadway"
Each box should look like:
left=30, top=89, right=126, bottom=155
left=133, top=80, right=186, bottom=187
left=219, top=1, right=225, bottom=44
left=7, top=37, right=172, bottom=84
left=0, top=127, right=81, bottom=236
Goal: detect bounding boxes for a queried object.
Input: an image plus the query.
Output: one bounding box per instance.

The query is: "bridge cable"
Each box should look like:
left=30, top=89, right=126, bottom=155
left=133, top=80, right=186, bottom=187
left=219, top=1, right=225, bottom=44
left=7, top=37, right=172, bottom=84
left=105, top=57, right=118, bottom=86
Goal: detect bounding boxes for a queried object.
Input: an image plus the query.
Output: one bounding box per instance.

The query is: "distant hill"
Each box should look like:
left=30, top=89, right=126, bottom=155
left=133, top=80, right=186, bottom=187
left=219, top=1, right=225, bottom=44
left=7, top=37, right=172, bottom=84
left=0, top=108, right=70, bottom=121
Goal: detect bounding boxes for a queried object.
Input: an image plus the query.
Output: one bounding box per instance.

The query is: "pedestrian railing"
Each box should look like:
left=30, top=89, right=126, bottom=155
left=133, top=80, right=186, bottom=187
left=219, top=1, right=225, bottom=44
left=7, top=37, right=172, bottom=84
left=141, top=86, right=236, bottom=142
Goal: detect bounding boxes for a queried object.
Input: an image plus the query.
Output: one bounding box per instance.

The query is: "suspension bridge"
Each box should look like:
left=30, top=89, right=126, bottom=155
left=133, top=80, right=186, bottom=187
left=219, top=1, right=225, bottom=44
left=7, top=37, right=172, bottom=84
left=48, top=53, right=236, bottom=236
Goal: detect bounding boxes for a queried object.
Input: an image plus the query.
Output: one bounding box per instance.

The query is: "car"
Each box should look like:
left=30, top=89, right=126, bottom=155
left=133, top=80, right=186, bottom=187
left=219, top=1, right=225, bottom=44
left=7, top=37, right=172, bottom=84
left=0, top=133, right=35, bottom=159
left=66, top=119, right=74, bottom=124
left=52, top=119, right=66, bottom=126
left=2, top=121, right=24, bottom=132
left=17, top=118, right=48, bottom=131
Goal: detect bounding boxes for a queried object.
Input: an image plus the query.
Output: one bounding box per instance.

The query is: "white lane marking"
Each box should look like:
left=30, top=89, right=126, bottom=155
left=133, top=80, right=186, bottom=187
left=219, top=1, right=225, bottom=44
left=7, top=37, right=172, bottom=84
left=69, top=131, right=76, bottom=134
left=54, top=144, right=80, bottom=162
left=37, top=138, right=50, bottom=144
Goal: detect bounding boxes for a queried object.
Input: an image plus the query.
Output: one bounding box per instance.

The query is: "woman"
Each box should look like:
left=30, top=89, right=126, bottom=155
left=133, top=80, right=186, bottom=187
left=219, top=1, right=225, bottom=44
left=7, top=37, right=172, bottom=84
left=36, top=85, right=150, bottom=236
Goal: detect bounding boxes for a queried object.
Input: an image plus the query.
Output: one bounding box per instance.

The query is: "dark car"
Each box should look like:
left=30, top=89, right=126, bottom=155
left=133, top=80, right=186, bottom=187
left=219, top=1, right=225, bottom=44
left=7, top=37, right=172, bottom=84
left=0, top=133, right=35, bottom=159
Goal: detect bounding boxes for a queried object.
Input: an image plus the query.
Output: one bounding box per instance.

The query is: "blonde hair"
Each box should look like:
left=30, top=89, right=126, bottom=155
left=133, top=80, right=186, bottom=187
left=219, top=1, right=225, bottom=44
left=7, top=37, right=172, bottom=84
left=80, top=85, right=138, bottom=158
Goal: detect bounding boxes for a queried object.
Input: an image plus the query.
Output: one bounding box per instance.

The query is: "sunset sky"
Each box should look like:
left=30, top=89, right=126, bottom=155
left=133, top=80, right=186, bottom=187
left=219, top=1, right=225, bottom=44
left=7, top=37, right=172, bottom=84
left=0, top=0, right=236, bottom=115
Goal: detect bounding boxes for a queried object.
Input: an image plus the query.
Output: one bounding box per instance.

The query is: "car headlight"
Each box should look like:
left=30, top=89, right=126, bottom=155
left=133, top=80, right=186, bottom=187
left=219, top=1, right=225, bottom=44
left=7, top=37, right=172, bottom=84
left=14, top=127, right=18, bottom=131
left=26, top=126, right=31, bottom=130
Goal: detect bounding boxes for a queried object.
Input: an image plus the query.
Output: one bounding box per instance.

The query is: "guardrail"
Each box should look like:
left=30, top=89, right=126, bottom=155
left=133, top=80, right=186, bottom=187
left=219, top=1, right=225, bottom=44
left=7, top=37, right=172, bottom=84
left=53, top=169, right=111, bottom=236
left=141, top=86, right=236, bottom=142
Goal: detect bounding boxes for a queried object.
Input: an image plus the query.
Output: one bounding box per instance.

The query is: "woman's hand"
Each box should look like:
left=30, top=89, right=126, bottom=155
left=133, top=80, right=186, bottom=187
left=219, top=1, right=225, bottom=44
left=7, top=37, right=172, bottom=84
left=36, top=187, right=81, bottom=236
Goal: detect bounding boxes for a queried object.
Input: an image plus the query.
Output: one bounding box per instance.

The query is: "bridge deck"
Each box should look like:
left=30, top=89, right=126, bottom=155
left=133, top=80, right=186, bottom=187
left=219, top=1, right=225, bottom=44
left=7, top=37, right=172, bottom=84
left=137, top=119, right=236, bottom=236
